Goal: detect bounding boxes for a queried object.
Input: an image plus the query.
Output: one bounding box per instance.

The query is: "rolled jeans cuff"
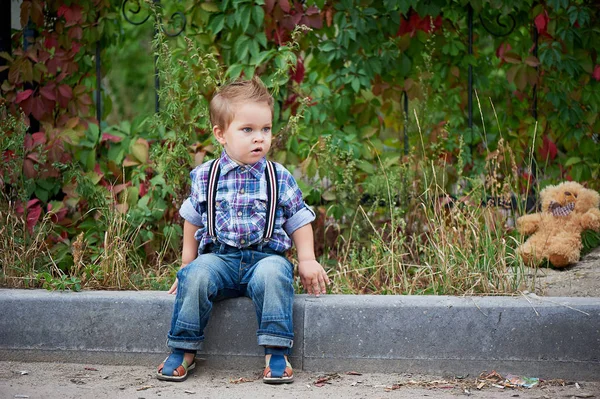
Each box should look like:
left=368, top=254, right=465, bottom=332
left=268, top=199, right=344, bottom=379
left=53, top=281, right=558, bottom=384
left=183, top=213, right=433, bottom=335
left=167, top=338, right=204, bottom=352
left=258, top=334, right=293, bottom=349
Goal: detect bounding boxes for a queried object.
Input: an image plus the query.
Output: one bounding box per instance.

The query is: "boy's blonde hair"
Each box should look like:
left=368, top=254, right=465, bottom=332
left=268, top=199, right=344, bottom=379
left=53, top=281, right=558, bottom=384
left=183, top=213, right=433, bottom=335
left=210, top=77, right=274, bottom=131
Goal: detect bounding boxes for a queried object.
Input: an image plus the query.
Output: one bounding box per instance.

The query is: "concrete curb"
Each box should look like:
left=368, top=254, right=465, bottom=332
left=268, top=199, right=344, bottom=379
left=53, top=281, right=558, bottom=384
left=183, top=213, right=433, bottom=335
left=1, top=289, right=599, bottom=380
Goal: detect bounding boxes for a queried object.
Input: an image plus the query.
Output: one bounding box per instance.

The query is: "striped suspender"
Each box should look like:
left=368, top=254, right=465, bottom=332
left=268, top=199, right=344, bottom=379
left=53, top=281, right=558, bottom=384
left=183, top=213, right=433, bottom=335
left=263, top=161, right=278, bottom=241
left=206, top=159, right=221, bottom=240
left=206, top=159, right=278, bottom=243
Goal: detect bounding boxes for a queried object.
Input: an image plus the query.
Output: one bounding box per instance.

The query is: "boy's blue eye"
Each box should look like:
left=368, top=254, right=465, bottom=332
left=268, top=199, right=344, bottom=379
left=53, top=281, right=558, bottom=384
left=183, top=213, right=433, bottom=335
left=262, top=127, right=271, bottom=133
left=242, top=127, right=252, bottom=133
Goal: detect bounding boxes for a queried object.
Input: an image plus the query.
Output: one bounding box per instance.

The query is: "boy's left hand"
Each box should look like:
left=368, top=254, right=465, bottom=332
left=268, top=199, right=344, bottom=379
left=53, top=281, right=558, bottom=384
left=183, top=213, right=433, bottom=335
left=298, top=259, right=330, bottom=296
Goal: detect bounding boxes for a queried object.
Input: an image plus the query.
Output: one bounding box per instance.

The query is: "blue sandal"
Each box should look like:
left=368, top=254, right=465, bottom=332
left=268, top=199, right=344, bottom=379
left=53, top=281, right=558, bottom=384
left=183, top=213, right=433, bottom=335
left=157, top=348, right=197, bottom=382
left=263, top=347, right=294, bottom=384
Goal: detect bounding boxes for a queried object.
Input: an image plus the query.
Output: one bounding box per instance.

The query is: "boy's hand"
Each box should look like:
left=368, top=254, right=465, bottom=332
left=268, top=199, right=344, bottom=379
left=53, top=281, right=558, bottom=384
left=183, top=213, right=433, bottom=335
left=168, top=279, right=178, bottom=295
left=298, top=259, right=330, bottom=296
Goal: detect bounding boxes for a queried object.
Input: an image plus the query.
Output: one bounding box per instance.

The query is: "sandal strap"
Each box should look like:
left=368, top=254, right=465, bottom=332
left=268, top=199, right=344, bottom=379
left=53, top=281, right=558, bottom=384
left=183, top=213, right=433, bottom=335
left=266, top=354, right=287, bottom=378
left=161, top=348, right=196, bottom=376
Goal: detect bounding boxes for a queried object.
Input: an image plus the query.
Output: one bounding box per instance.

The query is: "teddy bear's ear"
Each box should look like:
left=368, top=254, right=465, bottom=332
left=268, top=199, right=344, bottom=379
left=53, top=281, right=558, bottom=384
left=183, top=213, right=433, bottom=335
left=576, top=186, right=600, bottom=211
left=539, top=184, right=558, bottom=212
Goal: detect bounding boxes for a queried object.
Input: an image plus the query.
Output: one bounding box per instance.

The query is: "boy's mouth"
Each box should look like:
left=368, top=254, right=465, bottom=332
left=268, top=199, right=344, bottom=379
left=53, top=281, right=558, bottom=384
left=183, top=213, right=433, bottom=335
left=251, top=148, right=262, bottom=154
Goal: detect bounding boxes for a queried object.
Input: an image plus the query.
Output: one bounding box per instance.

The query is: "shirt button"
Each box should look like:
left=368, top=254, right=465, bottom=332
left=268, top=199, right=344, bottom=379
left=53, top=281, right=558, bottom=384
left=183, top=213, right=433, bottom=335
left=237, top=211, right=242, bottom=216
left=240, top=239, right=246, bottom=244
left=240, top=188, right=245, bottom=194
left=216, top=201, right=221, bottom=207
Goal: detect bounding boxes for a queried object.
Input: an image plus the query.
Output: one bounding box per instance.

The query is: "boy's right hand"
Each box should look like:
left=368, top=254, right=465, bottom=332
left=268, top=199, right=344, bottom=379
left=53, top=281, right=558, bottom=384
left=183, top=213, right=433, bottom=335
left=168, top=278, right=178, bottom=295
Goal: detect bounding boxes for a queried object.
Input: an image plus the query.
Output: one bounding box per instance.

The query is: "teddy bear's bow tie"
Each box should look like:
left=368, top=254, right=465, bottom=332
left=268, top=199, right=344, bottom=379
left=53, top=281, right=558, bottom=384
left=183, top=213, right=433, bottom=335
left=550, top=201, right=575, bottom=217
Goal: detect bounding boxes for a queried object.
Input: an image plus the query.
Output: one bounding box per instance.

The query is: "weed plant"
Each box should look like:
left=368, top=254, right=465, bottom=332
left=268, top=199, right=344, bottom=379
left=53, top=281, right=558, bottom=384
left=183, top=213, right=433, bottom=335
left=326, top=96, right=533, bottom=296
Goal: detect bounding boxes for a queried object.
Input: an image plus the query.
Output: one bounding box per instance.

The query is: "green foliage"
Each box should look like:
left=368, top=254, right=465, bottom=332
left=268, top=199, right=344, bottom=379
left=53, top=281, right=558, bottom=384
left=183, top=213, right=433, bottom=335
left=1, top=0, right=600, bottom=294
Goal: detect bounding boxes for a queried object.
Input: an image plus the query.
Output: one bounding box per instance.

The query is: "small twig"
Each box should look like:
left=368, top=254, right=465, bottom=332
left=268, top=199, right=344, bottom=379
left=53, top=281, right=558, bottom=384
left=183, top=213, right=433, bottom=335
left=470, top=297, right=488, bottom=317
left=519, top=291, right=540, bottom=316
left=526, top=294, right=590, bottom=316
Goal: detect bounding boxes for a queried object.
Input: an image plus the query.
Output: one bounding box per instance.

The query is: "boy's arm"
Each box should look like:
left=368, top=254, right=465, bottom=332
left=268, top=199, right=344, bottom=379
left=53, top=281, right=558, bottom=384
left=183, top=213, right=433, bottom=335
left=168, top=220, right=200, bottom=294
left=291, top=223, right=330, bottom=296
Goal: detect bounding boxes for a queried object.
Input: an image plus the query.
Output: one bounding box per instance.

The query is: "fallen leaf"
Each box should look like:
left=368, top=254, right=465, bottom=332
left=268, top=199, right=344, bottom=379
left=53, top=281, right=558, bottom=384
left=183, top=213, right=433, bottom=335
left=184, top=390, right=196, bottom=394
left=229, top=377, right=253, bottom=384
left=346, top=371, right=362, bottom=376
left=136, top=385, right=154, bottom=391
left=385, top=384, right=402, bottom=391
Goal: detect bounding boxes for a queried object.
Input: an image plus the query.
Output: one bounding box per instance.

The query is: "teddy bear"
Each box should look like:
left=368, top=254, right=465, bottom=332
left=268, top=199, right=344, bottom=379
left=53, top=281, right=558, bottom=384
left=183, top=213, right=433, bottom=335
left=516, top=181, right=600, bottom=268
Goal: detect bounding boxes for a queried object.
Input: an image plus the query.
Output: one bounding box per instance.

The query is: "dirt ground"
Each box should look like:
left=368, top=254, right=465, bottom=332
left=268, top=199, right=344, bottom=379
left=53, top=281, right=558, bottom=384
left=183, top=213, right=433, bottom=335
left=1, top=360, right=599, bottom=399
left=530, top=246, right=600, bottom=297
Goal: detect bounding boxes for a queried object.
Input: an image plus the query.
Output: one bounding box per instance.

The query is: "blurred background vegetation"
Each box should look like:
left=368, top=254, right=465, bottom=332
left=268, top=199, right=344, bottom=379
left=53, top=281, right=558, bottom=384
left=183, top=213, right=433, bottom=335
left=1, top=0, right=599, bottom=294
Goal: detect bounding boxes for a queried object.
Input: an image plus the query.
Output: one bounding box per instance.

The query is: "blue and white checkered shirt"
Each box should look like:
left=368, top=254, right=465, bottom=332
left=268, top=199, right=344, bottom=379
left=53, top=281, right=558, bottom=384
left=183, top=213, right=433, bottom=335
left=179, top=151, right=315, bottom=254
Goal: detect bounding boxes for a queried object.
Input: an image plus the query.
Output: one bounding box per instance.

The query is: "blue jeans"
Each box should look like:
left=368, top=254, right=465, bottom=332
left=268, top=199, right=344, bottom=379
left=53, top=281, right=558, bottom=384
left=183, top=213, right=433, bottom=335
left=167, top=243, right=295, bottom=353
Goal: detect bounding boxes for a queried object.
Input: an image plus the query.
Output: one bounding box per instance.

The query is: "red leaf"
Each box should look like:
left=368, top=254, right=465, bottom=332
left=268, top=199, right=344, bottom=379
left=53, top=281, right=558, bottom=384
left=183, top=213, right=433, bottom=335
left=101, top=133, right=123, bottom=143
left=592, top=65, right=600, bottom=82
left=68, top=26, right=83, bottom=40
left=539, top=135, right=557, bottom=161
left=139, top=182, right=148, bottom=197
left=44, top=35, right=58, bottom=49
left=57, top=5, right=69, bottom=18
left=534, top=10, right=548, bottom=34
left=265, top=0, right=275, bottom=13
left=16, top=89, right=34, bottom=103
left=40, top=84, right=56, bottom=101
left=26, top=199, right=42, bottom=232
left=279, top=0, right=291, bottom=13
left=31, top=96, right=47, bottom=120
left=31, top=132, right=46, bottom=147
left=57, top=84, right=73, bottom=108
left=58, top=84, right=73, bottom=99
left=496, top=43, right=512, bottom=60
left=291, top=57, right=305, bottom=83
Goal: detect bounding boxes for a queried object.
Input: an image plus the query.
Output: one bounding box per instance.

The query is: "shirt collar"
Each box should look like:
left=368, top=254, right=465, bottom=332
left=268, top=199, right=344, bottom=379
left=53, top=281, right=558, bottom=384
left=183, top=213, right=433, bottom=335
left=219, top=150, right=267, bottom=180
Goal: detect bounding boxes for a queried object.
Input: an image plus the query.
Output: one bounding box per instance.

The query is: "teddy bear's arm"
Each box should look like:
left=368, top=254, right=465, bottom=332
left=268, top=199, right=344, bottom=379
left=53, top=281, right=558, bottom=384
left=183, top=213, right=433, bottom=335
left=580, top=208, right=600, bottom=231
left=516, top=213, right=542, bottom=235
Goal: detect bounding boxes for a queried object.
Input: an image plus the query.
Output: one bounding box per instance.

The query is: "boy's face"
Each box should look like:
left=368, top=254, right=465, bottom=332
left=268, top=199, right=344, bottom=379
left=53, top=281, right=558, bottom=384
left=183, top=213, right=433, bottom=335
left=213, top=101, right=272, bottom=166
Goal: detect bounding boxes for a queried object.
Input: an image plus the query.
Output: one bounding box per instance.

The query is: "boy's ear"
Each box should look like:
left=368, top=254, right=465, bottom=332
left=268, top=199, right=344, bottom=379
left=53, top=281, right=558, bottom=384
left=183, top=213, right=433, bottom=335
left=213, top=125, right=226, bottom=144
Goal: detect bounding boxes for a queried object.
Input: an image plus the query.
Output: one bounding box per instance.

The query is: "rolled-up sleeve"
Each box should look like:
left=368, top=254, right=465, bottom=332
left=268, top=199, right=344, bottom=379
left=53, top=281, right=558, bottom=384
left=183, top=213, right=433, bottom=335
left=277, top=165, right=316, bottom=235
left=283, top=206, right=315, bottom=235
left=179, top=198, right=203, bottom=226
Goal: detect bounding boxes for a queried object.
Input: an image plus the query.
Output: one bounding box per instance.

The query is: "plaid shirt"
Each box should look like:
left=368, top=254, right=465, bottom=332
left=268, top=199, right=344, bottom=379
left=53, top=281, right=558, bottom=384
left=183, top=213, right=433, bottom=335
left=179, top=151, right=315, bottom=254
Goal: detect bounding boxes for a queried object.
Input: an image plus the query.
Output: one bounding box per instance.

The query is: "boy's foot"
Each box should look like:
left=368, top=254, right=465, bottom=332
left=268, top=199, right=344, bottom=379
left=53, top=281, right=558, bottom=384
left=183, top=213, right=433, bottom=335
left=157, top=349, right=197, bottom=382
left=263, top=347, right=294, bottom=384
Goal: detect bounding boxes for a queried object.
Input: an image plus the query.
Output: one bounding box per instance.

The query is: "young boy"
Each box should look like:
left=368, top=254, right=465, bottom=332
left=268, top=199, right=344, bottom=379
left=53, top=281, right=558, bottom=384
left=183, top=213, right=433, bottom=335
left=157, top=77, right=330, bottom=384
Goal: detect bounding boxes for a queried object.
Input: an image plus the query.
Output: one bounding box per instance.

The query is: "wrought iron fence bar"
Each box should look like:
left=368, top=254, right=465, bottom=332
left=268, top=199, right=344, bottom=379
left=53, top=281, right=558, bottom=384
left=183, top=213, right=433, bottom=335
left=532, top=24, right=539, bottom=120
left=403, top=90, right=409, bottom=156
left=154, top=25, right=160, bottom=114
left=23, top=20, right=39, bottom=134
left=478, top=14, right=516, bottom=37
left=121, top=0, right=186, bottom=114
left=96, top=42, right=102, bottom=125
left=468, top=5, right=473, bottom=129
